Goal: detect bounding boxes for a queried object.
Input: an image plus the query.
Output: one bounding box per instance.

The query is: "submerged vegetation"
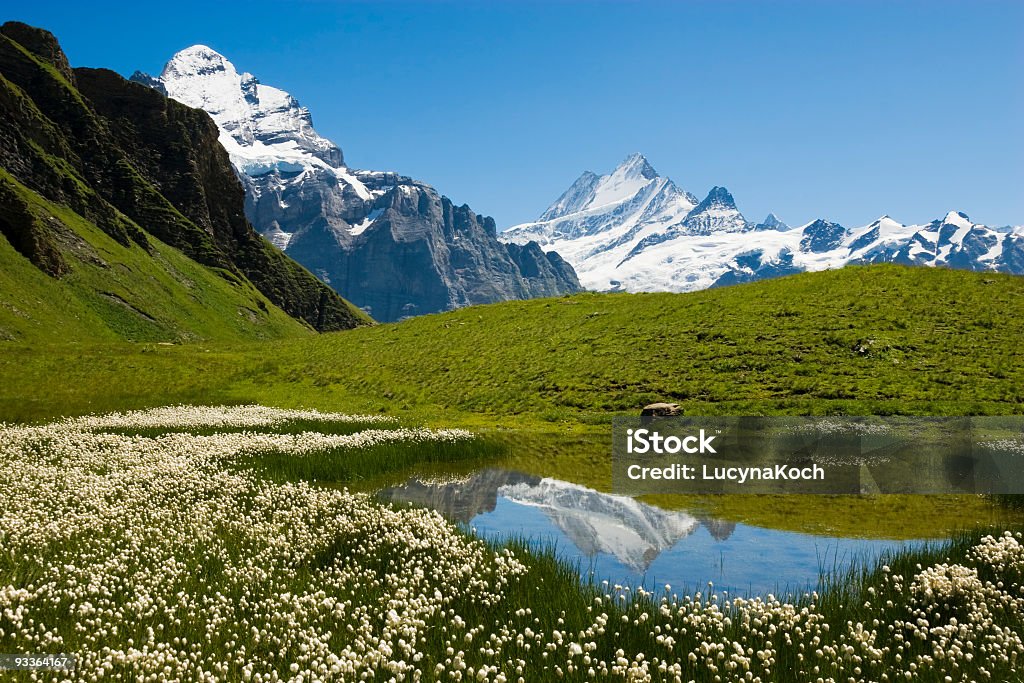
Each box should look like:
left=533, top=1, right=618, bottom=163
left=1, top=406, right=1022, bottom=682
left=243, top=428, right=507, bottom=484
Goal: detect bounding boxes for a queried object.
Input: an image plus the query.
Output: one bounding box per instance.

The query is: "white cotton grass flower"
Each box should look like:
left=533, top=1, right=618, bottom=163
left=0, top=404, right=1022, bottom=682
left=62, top=403, right=397, bottom=430
left=970, top=530, right=1024, bottom=572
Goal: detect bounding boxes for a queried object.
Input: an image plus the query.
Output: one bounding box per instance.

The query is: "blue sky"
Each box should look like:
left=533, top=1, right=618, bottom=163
left=5, top=1, right=1022, bottom=228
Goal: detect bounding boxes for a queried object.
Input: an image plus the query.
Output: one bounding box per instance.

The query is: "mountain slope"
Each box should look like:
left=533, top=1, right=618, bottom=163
left=0, top=22, right=369, bottom=341
left=0, top=169, right=303, bottom=342
left=503, top=154, right=1024, bottom=292
left=2, top=265, right=1022, bottom=422
left=134, top=47, right=581, bottom=322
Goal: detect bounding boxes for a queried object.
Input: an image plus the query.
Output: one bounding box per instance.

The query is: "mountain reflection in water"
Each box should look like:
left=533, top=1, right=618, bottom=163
left=379, top=468, right=734, bottom=572
left=379, top=469, right=925, bottom=595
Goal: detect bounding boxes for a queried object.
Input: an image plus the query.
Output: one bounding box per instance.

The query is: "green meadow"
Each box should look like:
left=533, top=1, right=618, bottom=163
left=3, top=264, right=1023, bottom=425
left=3, top=263, right=1022, bottom=540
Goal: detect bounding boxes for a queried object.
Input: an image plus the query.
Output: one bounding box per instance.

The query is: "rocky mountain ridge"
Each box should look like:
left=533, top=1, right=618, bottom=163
left=134, top=47, right=581, bottom=322
left=503, top=154, right=1024, bottom=292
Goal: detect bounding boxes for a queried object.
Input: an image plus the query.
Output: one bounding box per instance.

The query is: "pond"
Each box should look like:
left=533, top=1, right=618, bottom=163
left=378, top=467, right=930, bottom=596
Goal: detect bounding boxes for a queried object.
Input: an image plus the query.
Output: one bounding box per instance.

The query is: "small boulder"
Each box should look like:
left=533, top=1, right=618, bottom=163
left=640, top=402, right=681, bottom=417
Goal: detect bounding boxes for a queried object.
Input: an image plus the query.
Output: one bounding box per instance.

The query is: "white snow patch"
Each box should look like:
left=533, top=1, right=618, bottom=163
left=348, top=209, right=384, bottom=236
left=158, top=45, right=372, bottom=202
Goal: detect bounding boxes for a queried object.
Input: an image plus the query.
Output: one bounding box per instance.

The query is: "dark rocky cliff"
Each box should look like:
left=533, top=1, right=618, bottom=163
left=284, top=180, right=584, bottom=321
left=0, top=22, right=369, bottom=331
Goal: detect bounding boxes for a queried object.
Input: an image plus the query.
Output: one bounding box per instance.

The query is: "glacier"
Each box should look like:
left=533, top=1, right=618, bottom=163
left=502, top=153, right=1024, bottom=292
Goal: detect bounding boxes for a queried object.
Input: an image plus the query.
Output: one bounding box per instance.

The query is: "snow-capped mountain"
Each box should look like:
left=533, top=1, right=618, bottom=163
left=157, top=45, right=345, bottom=171
left=754, top=213, right=789, bottom=231
left=133, top=47, right=580, bottom=321
left=503, top=154, right=1024, bottom=292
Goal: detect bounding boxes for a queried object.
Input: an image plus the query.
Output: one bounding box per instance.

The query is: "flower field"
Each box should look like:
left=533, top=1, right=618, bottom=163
left=1, top=405, right=1022, bottom=682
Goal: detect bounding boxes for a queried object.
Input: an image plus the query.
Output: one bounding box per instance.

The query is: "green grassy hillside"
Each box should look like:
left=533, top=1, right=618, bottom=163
left=1, top=265, right=1021, bottom=422
left=0, top=170, right=307, bottom=343
left=242, top=263, right=1024, bottom=422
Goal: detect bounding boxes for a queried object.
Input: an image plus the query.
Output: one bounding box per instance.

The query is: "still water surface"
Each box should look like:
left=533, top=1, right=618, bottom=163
left=379, top=468, right=927, bottom=595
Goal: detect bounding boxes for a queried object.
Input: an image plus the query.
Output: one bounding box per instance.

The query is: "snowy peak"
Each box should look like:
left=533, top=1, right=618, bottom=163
left=160, top=44, right=232, bottom=79
left=139, top=44, right=345, bottom=171
left=846, top=215, right=911, bottom=252
left=502, top=155, right=758, bottom=285
left=502, top=153, right=700, bottom=260
left=873, top=215, right=907, bottom=235
left=690, top=186, right=737, bottom=213
left=589, top=153, right=660, bottom=207
left=158, top=45, right=249, bottom=129
left=680, top=186, right=747, bottom=234
left=800, top=219, right=848, bottom=253
left=755, top=213, right=789, bottom=231
left=940, top=210, right=973, bottom=229
left=614, top=152, right=659, bottom=181
left=538, top=153, right=661, bottom=222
